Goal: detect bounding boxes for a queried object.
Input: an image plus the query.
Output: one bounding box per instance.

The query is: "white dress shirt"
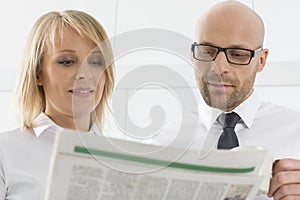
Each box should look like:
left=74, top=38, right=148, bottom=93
left=151, top=90, right=300, bottom=159
left=0, top=113, right=102, bottom=200
left=148, top=90, right=300, bottom=200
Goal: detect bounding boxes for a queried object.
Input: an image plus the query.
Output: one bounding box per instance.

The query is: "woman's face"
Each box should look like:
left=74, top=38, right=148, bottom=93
left=38, top=27, right=106, bottom=129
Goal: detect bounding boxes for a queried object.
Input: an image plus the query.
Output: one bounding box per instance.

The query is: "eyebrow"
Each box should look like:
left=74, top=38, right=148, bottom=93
left=90, top=50, right=102, bottom=55
left=199, top=41, right=251, bottom=49
left=56, top=49, right=103, bottom=55
left=56, top=49, right=76, bottom=53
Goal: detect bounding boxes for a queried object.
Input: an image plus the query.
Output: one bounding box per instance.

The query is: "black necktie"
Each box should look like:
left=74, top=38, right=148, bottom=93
left=217, top=112, right=241, bottom=149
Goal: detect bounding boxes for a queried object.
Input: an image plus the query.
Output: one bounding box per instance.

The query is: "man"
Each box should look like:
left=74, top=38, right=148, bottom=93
left=191, top=1, right=300, bottom=199
left=151, top=1, right=300, bottom=199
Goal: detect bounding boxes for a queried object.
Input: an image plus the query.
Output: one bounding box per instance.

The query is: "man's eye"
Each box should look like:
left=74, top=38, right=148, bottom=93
left=58, top=60, right=75, bottom=66
left=200, top=48, right=216, bottom=55
left=232, top=53, right=245, bottom=57
left=201, top=50, right=211, bottom=54
left=230, top=51, right=248, bottom=58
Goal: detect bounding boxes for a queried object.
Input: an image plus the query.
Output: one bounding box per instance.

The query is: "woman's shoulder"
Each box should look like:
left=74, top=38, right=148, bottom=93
left=0, top=126, right=34, bottom=142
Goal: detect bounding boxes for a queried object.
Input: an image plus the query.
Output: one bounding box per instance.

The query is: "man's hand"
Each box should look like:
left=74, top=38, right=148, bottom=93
left=268, top=159, right=300, bottom=199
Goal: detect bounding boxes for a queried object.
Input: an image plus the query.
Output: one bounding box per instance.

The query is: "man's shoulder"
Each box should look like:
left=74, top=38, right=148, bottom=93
left=259, top=101, right=300, bottom=118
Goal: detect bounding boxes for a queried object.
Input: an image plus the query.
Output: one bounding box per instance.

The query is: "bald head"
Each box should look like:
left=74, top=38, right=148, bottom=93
left=195, top=0, right=265, bottom=48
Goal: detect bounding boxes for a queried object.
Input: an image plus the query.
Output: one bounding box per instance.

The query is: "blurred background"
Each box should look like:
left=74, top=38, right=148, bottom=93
left=1, top=0, right=300, bottom=135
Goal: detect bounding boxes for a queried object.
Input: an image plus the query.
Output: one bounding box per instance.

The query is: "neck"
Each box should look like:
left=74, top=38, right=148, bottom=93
left=224, top=89, right=254, bottom=112
left=45, top=112, right=91, bottom=132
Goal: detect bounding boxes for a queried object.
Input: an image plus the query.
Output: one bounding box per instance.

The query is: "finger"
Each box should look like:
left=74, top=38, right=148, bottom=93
left=268, top=171, right=300, bottom=196
left=273, top=159, right=300, bottom=176
left=272, top=159, right=279, bottom=177
left=272, top=184, right=300, bottom=200
left=280, top=195, right=300, bottom=200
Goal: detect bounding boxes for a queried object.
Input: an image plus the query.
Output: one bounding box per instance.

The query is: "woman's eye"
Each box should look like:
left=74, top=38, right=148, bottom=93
left=58, top=60, right=75, bottom=66
left=88, top=59, right=104, bottom=67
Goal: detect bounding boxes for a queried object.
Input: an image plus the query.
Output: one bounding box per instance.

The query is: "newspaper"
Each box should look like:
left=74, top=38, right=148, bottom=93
left=44, top=130, right=273, bottom=200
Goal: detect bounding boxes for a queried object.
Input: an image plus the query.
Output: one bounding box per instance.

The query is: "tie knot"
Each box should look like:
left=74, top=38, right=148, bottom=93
left=221, top=112, right=241, bottom=129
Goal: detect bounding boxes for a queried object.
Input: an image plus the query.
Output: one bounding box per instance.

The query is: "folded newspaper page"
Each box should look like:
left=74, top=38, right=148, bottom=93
left=44, top=130, right=273, bottom=200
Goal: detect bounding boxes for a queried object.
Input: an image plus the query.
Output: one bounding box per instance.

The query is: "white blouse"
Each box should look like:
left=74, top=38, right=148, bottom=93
left=0, top=113, right=101, bottom=200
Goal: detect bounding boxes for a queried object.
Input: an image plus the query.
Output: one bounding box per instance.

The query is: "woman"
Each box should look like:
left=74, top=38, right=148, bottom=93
left=0, top=10, right=114, bottom=199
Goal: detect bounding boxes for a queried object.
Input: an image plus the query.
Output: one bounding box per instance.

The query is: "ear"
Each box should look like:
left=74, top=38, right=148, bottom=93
left=37, top=72, right=43, bottom=86
left=256, top=48, right=269, bottom=72
left=190, top=44, right=195, bottom=62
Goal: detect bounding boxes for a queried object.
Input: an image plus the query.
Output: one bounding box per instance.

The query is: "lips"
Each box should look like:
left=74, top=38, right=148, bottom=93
left=68, top=88, right=94, bottom=95
left=207, top=82, right=234, bottom=89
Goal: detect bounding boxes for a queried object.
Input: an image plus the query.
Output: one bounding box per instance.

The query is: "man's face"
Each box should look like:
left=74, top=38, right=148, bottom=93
left=193, top=12, right=267, bottom=111
left=194, top=57, right=259, bottom=111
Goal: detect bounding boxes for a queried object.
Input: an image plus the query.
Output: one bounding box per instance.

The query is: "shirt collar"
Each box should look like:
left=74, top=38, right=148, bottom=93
left=89, top=123, right=102, bottom=135
left=32, top=113, right=102, bottom=137
left=198, top=97, right=223, bottom=131
left=32, top=113, right=62, bottom=137
left=198, top=90, right=262, bottom=130
left=233, top=90, right=262, bottom=128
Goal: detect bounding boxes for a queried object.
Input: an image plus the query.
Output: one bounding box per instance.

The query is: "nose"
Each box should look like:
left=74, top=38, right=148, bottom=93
left=212, top=51, right=230, bottom=74
left=75, top=62, right=93, bottom=80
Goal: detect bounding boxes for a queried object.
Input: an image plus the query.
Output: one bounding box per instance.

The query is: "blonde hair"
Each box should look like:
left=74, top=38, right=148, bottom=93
left=15, top=10, right=115, bottom=129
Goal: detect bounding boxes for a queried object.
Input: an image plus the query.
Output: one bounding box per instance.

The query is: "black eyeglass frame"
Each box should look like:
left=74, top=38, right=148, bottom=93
left=191, top=43, right=263, bottom=66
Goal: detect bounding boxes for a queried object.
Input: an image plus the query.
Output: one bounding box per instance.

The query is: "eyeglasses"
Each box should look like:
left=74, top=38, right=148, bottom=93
left=191, top=43, right=263, bottom=66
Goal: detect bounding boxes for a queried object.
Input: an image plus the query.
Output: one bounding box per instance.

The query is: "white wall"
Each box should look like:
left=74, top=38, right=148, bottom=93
left=1, top=0, right=300, bottom=133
